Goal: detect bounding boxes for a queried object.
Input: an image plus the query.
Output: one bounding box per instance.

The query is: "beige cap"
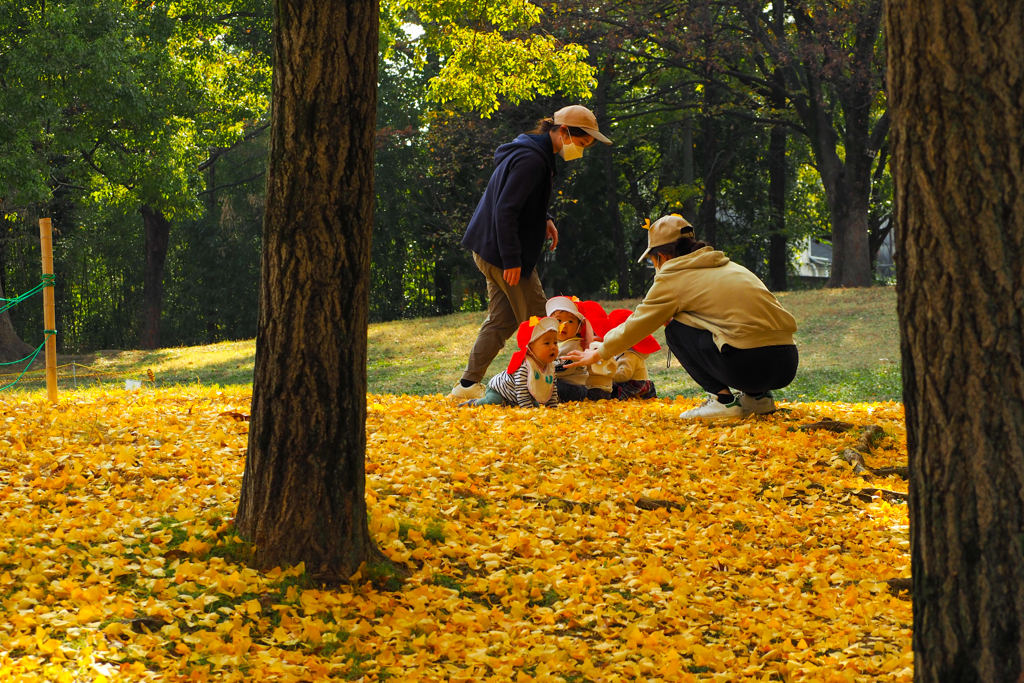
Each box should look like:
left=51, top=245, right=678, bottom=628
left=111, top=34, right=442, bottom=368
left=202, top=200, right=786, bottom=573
left=553, top=105, right=612, bottom=145
left=637, top=215, right=695, bottom=263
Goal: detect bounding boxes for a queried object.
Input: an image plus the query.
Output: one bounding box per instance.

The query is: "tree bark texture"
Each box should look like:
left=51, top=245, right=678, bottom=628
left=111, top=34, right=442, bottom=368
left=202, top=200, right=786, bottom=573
left=235, top=0, right=382, bottom=578
left=887, top=1, right=1024, bottom=681
left=140, top=205, right=170, bottom=350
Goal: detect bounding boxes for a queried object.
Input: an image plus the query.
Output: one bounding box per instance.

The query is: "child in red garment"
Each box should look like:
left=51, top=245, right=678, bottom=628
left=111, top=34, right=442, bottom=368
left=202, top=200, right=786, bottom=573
left=574, top=301, right=618, bottom=400
left=463, top=317, right=561, bottom=408
left=547, top=295, right=595, bottom=402
left=606, top=308, right=660, bottom=400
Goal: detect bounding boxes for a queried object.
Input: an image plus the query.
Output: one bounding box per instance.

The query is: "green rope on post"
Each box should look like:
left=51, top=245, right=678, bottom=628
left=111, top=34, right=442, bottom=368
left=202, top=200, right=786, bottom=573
left=0, top=330, right=56, bottom=392
left=0, top=274, right=57, bottom=315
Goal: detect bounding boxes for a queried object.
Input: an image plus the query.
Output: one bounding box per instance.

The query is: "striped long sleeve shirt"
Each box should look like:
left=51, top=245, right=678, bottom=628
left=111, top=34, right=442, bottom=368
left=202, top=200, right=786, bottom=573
left=488, top=363, right=559, bottom=408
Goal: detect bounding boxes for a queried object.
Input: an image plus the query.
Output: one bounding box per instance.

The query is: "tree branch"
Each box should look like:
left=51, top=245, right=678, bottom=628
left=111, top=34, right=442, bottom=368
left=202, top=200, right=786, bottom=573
left=197, top=172, right=266, bottom=197
left=198, top=122, right=270, bottom=172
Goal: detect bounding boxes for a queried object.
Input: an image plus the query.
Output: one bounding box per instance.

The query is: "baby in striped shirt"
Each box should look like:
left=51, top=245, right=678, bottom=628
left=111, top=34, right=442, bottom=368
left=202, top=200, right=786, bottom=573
left=463, top=317, right=561, bottom=408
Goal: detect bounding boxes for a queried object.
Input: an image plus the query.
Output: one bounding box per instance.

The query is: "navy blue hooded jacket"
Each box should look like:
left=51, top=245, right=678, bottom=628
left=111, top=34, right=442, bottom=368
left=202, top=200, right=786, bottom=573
left=461, top=134, right=555, bottom=277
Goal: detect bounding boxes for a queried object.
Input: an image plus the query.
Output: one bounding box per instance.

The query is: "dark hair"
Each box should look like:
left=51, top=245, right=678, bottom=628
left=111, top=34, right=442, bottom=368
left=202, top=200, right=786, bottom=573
left=530, top=117, right=588, bottom=137
left=647, top=235, right=711, bottom=260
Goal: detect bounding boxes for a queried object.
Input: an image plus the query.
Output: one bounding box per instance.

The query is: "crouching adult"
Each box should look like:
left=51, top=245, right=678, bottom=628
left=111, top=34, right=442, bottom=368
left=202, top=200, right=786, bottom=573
left=563, top=215, right=799, bottom=420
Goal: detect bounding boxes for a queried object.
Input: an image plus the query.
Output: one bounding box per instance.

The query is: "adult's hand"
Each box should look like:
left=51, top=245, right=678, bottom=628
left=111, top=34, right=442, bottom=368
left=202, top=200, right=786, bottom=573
left=503, top=267, right=521, bottom=286
left=546, top=219, right=559, bottom=251
left=561, top=347, right=602, bottom=369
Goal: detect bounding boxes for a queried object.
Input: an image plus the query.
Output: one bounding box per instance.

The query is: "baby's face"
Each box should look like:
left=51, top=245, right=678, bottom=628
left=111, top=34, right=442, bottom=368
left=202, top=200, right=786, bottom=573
left=551, top=310, right=582, bottom=340
left=529, top=330, right=560, bottom=364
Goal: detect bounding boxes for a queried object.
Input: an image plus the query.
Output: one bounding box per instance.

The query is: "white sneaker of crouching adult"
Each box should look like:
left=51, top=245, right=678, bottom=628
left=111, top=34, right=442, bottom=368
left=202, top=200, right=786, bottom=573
left=449, top=381, right=486, bottom=400
left=679, top=393, right=750, bottom=420
left=737, top=390, right=776, bottom=415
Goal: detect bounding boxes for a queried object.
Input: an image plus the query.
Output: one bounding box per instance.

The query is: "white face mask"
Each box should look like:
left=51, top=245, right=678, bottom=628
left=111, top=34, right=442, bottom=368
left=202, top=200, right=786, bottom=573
left=558, top=131, right=583, bottom=161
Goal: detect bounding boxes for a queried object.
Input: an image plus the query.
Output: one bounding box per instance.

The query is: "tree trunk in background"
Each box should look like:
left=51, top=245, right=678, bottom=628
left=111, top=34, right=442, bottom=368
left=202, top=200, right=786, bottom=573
left=888, top=0, right=1024, bottom=680
left=140, top=205, right=170, bottom=350
left=0, top=279, right=33, bottom=363
left=767, top=70, right=788, bottom=292
left=699, top=79, right=718, bottom=246
left=434, top=258, right=453, bottom=315
left=767, top=124, right=787, bottom=291
left=235, top=0, right=384, bottom=578
left=604, top=148, right=631, bottom=298
left=681, top=116, right=696, bottom=225
left=825, top=173, right=872, bottom=288
left=595, top=68, right=631, bottom=298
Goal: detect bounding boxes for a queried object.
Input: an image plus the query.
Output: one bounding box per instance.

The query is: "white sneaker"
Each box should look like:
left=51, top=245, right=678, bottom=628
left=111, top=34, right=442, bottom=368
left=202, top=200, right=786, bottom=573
left=679, top=393, right=749, bottom=420
left=450, top=381, right=485, bottom=400
left=738, top=391, right=776, bottom=415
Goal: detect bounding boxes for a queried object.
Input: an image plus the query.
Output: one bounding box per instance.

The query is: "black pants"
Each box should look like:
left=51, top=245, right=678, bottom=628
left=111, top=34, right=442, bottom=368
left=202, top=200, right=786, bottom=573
left=556, top=380, right=588, bottom=402
left=665, top=321, right=799, bottom=395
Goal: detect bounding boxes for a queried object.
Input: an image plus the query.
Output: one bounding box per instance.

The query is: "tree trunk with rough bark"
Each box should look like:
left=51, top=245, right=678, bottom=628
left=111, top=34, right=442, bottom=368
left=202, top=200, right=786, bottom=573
left=887, top=0, right=1024, bottom=680
left=140, top=205, right=170, bottom=350
left=235, top=0, right=384, bottom=579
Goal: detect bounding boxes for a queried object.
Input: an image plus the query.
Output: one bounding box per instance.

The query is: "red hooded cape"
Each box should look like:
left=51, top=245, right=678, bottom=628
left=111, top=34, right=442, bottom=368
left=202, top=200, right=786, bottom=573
left=607, top=309, right=662, bottom=355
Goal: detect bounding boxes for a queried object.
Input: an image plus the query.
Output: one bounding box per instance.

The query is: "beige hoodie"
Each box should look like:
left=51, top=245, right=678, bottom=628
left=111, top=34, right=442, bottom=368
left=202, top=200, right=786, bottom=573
left=600, top=247, right=796, bottom=359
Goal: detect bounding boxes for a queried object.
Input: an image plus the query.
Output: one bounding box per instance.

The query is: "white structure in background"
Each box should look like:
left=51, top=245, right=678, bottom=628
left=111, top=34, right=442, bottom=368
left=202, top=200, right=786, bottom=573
left=795, top=219, right=895, bottom=281
left=795, top=236, right=833, bottom=278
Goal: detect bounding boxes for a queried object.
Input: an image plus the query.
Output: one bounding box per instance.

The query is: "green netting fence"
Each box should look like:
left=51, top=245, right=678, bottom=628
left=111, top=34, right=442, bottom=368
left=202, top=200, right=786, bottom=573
left=0, top=275, right=56, bottom=393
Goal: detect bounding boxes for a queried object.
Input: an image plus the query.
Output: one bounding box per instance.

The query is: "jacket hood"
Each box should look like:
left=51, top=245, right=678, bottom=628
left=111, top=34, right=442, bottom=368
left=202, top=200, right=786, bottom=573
left=658, top=246, right=730, bottom=273
left=495, top=134, right=555, bottom=174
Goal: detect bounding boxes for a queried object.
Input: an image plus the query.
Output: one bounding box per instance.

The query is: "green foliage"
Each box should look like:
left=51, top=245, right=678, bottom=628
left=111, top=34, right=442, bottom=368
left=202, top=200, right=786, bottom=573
left=387, top=0, right=595, bottom=115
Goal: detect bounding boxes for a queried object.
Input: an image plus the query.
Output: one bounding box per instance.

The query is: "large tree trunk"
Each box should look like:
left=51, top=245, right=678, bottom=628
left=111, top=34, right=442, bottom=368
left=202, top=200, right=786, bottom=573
left=681, top=116, right=696, bottom=225
left=235, top=0, right=383, bottom=578
left=140, top=205, right=170, bottom=349
left=887, top=1, right=1024, bottom=681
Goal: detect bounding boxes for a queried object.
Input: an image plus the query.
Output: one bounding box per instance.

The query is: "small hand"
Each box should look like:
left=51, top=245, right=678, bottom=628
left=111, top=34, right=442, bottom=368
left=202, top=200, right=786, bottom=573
left=503, top=267, right=521, bottom=286
left=560, top=347, right=602, bottom=369
left=546, top=219, right=559, bottom=251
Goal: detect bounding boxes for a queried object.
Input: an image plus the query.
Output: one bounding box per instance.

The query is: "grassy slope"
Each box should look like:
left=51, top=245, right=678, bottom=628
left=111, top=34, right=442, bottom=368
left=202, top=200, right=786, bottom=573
left=8, top=286, right=900, bottom=401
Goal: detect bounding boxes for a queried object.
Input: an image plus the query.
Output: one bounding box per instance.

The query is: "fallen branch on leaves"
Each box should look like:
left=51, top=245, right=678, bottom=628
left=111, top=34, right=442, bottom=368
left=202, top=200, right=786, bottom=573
left=512, top=494, right=687, bottom=513
left=886, top=577, right=913, bottom=597
left=634, top=497, right=687, bottom=512
left=799, top=418, right=854, bottom=433
left=841, top=425, right=909, bottom=481
left=852, top=488, right=909, bottom=504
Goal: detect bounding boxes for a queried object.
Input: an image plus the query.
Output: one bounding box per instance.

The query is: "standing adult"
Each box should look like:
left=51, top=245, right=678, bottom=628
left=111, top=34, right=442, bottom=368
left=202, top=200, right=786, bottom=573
left=564, top=215, right=799, bottom=419
left=450, top=105, right=612, bottom=400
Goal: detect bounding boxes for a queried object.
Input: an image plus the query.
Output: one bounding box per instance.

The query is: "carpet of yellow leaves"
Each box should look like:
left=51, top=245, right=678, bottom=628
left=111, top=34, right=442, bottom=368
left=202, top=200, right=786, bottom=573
left=0, top=388, right=911, bottom=682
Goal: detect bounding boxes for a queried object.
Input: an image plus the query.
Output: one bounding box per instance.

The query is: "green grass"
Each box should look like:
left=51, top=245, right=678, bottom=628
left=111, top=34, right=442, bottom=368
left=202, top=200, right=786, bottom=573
left=3, top=286, right=901, bottom=402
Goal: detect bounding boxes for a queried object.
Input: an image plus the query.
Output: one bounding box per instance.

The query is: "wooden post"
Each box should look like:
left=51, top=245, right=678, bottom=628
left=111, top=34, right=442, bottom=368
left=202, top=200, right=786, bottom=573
left=39, top=218, right=57, bottom=404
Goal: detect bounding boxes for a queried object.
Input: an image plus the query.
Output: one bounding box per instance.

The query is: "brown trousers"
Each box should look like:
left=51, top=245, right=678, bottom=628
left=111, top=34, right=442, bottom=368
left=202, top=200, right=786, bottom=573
left=462, top=252, right=548, bottom=383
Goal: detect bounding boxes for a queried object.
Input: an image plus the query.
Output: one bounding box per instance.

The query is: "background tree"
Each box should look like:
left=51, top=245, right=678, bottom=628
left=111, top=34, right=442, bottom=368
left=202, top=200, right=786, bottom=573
left=886, top=0, right=1024, bottom=680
